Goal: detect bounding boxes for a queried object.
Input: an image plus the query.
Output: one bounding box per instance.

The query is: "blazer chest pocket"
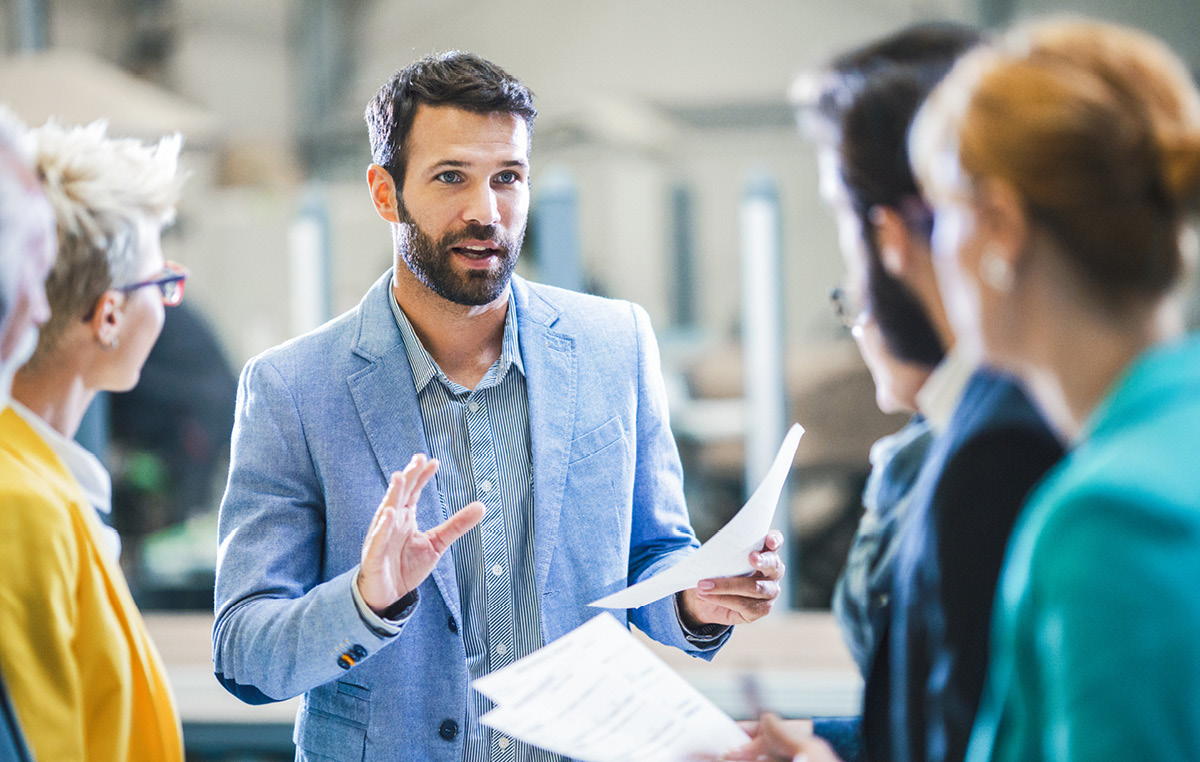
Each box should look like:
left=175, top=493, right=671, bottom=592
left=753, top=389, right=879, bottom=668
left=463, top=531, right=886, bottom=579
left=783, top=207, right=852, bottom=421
left=568, top=416, right=626, bottom=465
left=296, top=681, right=370, bottom=761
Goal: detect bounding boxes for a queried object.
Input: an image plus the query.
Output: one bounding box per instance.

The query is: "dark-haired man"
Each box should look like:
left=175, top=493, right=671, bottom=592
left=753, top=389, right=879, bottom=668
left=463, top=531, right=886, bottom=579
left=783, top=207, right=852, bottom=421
left=213, top=51, right=784, bottom=762
left=726, top=23, right=1063, bottom=762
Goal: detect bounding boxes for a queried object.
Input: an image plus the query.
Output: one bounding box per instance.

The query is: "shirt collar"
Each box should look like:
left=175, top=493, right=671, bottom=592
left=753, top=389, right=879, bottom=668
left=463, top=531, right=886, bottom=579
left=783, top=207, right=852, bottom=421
left=388, top=281, right=524, bottom=395
left=8, top=399, right=112, bottom=515
left=915, top=346, right=977, bottom=433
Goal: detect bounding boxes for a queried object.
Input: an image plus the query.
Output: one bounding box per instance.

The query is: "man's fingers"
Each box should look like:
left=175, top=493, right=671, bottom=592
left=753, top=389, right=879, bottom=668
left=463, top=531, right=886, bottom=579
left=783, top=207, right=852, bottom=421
left=749, top=549, right=785, bottom=580
left=380, top=471, right=404, bottom=510
left=761, top=529, right=784, bottom=552
left=693, top=589, right=777, bottom=623
left=410, top=457, right=439, bottom=502
left=397, top=455, right=439, bottom=508
left=397, top=454, right=426, bottom=506
left=699, top=576, right=781, bottom=600
left=426, top=501, right=486, bottom=554
left=362, top=472, right=404, bottom=559
left=361, top=503, right=398, bottom=570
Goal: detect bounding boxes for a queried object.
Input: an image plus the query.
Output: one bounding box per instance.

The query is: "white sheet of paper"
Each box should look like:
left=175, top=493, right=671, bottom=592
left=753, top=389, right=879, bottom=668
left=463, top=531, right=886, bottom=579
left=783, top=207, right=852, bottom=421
left=475, top=613, right=748, bottom=762
left=589, top=422, right=804, bottom=610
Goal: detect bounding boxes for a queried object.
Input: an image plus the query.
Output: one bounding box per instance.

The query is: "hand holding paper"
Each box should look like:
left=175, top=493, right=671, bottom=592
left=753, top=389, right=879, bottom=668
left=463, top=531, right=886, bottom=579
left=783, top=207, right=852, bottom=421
left=591, top=423, right=804, bottom=612
left=678, top=527, right=785, bottom=627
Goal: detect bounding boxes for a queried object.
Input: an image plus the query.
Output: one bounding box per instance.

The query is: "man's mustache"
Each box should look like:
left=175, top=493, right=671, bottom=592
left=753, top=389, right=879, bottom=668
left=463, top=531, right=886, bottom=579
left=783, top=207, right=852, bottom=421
left=444, top=224, right=501, bottom=247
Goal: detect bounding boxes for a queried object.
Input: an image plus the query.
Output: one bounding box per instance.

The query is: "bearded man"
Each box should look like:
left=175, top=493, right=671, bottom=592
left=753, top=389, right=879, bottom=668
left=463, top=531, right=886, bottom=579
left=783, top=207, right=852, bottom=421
left=213, top=51, right=784, bottom=762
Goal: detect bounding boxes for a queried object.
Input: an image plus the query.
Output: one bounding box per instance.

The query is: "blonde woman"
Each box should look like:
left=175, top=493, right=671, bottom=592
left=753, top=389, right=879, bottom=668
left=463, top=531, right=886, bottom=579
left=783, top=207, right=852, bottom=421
left=0, top=120, right=187, bottom=761
left=908, top=18, right=1200, bottom=762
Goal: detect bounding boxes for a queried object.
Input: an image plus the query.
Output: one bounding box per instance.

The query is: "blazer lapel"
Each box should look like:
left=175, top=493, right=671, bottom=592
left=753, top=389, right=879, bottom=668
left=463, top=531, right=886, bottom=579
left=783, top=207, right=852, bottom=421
left=346, top=271, right=462, bottom=621
left=513, top=278, right=576, bottom=595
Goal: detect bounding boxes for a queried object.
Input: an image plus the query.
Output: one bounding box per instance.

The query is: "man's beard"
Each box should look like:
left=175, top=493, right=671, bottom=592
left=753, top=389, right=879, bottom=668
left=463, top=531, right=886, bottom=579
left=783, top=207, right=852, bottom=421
left=395, top=199, right=523, bottom=306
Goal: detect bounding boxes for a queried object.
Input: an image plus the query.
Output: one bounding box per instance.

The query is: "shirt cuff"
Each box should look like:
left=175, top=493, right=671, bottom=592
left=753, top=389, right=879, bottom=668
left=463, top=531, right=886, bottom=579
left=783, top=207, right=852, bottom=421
left=673, top=592, right=731, bottom=644
left=351, top=566, right=418, bottom=637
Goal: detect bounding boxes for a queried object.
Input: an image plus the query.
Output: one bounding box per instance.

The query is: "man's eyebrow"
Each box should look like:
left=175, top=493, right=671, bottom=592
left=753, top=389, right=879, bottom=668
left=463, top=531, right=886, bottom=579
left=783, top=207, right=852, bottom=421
left=427, top=158, right=529, bottom=171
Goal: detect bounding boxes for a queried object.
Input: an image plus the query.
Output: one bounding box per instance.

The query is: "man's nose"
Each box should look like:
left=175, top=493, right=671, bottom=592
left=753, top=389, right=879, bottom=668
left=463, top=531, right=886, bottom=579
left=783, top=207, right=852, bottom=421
left=463, top=183, right=501, bottom=227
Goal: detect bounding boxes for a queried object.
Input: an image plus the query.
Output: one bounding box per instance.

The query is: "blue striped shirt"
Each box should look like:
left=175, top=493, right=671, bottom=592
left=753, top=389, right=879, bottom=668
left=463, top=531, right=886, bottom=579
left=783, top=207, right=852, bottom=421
left=389, top=286, right=562, bottom=762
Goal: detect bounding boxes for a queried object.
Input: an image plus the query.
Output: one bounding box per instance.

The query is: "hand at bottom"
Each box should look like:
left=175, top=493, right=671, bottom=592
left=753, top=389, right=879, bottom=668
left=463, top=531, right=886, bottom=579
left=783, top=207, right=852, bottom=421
left=723, top=714, right=840, bottom=762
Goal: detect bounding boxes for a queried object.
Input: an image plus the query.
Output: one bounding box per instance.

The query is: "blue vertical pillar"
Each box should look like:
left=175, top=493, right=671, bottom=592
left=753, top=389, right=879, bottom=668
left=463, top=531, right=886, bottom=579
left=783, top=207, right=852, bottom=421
left=532, top=169, right=584, bottom=293
left=289, top=182, right=333, bottom=337
left=669, top=183, right=698, bottom=330
left=740, top=171, right=792, bottom=609
left=75, top=391, right=110, bottom=463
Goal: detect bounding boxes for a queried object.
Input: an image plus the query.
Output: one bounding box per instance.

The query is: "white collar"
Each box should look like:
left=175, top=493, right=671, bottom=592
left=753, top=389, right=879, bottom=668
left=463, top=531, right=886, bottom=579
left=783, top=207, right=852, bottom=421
left=915, top=346, right=977, bottom=433
left=8, top=399, right=113, bottom=515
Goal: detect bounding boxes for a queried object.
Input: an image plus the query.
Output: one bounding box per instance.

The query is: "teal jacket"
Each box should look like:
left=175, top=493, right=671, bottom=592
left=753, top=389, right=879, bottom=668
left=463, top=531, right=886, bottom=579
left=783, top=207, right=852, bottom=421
left=968, top=333, right=1200, bottom=761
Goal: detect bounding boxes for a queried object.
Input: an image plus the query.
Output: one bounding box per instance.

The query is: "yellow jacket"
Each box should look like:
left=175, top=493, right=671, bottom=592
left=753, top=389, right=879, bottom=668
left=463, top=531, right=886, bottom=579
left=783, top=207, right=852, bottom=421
left=0, top=408, right=182, bottom=761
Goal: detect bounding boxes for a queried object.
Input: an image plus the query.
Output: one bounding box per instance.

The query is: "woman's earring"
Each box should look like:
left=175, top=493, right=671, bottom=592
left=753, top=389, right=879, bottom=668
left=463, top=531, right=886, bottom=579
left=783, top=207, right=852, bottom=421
left=980, top=244, right=1015, bottom=292
left=99, top=335, right=119, bottom=352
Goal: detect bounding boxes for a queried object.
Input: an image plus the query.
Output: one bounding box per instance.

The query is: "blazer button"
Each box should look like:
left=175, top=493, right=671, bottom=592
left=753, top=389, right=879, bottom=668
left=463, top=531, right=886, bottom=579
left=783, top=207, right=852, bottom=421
left=439, top=719, right=459, bottom=740
left=447, top=617, right=458, bottom=634
left=337, top=655, right=353, bottom=670
left=350, top=644, right=368, bottom=659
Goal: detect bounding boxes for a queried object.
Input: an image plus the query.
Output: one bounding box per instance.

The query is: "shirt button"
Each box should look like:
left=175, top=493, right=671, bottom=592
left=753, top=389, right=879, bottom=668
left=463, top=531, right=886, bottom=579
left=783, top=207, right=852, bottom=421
left=497, top=736, right=511, bottom=749
left=469, top=401, right=480, bottom=412
left=495, top=642, right=508, bottom=656
left=439, top=719, right=459, bottom=741
left=480, top=480, right=493, bottom=492
left=491, top=564, right=504, bottom=577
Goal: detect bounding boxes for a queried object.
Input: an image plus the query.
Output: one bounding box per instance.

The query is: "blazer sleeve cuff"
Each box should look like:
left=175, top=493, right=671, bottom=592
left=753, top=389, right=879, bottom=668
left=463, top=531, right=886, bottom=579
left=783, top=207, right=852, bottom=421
left=350, top=565, right=418, bottom=638
left=633, top=590, right=730, bottom=659
left=673, top=592, right=731, bottom=645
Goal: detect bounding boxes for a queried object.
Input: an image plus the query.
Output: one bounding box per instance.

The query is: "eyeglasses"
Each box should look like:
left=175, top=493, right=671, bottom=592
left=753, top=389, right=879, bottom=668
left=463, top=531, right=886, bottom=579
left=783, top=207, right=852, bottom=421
left=829, top=285, right=866, bottom=330
left=118, top=261, right=188, bottom=307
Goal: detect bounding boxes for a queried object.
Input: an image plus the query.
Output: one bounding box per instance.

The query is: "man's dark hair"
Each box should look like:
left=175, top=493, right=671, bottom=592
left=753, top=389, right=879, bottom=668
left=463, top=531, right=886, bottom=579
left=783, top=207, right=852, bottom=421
left=801, top=22, right=982, bottom=367
left=365, top=51, right=537, bottom=190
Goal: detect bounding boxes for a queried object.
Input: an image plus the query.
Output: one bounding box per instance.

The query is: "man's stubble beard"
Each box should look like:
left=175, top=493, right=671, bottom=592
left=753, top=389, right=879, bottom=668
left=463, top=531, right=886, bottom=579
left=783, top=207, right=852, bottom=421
left=395, top=197, right=524, bottom=307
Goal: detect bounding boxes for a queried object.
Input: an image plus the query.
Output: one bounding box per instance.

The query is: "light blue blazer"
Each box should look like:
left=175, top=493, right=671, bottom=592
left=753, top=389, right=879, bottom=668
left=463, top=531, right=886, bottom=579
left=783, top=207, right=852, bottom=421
left=212, top=271, right=718, bottom=761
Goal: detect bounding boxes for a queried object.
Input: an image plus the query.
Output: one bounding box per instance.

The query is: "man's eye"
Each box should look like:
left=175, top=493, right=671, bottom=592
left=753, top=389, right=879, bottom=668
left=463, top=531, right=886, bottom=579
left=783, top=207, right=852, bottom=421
left=495, top=171, right=520, bottom=184
left=436, top=171, right=462, bottom=183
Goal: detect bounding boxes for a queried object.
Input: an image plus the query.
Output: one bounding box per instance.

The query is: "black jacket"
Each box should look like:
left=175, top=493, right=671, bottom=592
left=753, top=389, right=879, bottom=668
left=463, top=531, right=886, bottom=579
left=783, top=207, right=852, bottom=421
left=859, top=368, right=1063, bottom=762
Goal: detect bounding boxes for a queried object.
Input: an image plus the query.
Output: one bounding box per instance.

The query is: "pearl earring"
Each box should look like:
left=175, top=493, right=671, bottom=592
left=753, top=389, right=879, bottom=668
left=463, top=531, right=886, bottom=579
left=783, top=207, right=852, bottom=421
left=980, top=244, right=1014, bottom=292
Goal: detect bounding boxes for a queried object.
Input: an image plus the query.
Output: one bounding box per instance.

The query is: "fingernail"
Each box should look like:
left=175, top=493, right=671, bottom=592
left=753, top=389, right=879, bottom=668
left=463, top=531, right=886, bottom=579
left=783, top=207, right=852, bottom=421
left=699, top=580, right=715, bottom=591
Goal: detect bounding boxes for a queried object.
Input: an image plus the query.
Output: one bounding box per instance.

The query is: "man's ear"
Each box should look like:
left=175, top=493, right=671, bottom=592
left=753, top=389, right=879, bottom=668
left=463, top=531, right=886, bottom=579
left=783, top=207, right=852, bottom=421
left=89, top=291, right=122, bottom=350
left=367, top=164, right=401, bottom=223
left=869, top=205, right=916, bottom=278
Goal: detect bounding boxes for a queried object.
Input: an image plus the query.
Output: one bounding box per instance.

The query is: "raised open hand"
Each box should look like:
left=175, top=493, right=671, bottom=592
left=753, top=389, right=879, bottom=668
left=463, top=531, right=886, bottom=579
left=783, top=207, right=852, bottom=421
left=357, top=454, right=485, bottom=614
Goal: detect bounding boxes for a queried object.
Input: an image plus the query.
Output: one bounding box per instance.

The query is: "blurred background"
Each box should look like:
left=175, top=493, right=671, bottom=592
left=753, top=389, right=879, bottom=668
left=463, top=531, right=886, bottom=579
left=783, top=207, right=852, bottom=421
left=3, top=0, right=1199, bottom=758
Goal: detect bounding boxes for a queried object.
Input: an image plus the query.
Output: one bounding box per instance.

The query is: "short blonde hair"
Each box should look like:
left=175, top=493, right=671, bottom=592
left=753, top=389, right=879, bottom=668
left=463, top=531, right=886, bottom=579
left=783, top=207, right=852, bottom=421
left=911, top=18, right=1200, bottom=304
left=27, top=120, right=183, bottom=362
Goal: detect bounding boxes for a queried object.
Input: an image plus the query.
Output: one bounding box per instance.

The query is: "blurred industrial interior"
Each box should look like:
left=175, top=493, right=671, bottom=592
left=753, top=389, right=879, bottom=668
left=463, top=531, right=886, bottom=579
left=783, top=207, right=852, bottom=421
left=2, top=0, right=1199, bottom=758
